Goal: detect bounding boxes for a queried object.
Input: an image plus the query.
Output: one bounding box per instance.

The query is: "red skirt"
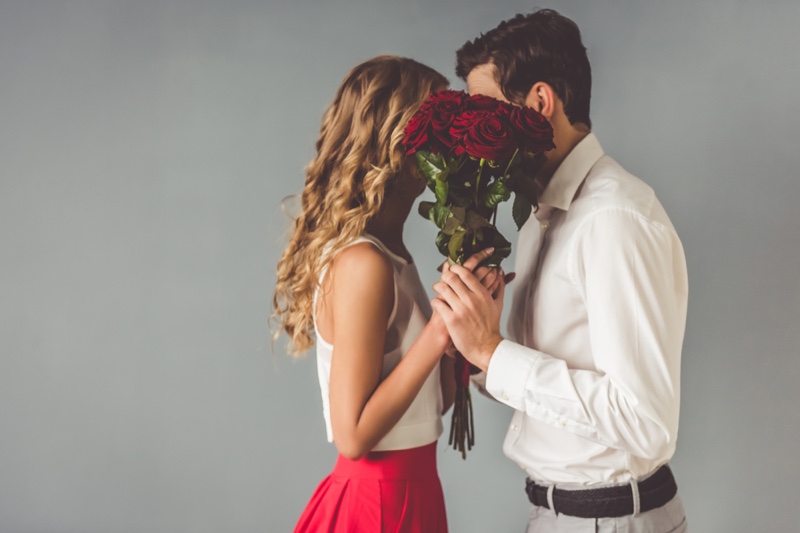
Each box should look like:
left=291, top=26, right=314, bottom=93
left=294, top=441, right=448, bottom=532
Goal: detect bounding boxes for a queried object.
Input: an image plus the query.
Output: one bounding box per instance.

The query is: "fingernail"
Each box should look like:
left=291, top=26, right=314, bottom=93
left=486, top=247, right=495, bottom=254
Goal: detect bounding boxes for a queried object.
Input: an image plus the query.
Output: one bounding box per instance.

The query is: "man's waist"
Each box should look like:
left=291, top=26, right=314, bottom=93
left=524, top=461, right=668, bottom=488
left=525, top=464, right=678, bottom=519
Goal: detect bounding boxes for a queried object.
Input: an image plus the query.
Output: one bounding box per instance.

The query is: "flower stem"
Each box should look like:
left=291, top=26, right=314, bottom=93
left=503, top=148, right=519, bottom=177
left=475, top=158, right=485, bottom=208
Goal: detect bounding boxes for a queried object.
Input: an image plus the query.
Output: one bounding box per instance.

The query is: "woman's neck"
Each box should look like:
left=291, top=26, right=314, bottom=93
left=366, top=216, right=405, bottom=249
left=366, top=195, right=411, bottom=259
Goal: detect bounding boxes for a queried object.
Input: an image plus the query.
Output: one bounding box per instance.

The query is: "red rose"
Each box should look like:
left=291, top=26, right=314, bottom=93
left=427, top=90, right=467, bottom=149
left=456, top=114, right=517, bottom=161
left=427, top=89, right=468, bottom=107
left=449, top=109, right=493, bottom=147
left=403, top=106, right=433, bottom=155
left=465, top=93, right=504, bottom=112
left=508, top=106, right=555, bottom=152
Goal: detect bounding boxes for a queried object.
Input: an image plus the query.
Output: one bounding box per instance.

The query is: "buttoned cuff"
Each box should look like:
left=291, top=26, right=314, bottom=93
left=485, top=339, right=540, bottom=410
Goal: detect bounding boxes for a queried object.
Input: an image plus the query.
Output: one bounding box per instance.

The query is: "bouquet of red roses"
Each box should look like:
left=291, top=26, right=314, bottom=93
left=403, top=89, right=555, bottom=458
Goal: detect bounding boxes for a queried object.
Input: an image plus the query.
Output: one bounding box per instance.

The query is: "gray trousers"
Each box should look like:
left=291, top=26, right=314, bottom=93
left=526, top=493, right=687, bottom=533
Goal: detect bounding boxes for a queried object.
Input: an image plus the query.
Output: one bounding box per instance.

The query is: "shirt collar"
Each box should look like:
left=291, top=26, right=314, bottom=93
left=538, top=132, right=604, bottom=212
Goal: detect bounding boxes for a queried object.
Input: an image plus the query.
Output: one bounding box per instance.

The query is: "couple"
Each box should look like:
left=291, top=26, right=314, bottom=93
left=274, top=9, right=688, bottom=533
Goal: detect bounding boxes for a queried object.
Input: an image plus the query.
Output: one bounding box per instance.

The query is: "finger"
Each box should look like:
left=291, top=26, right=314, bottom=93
left=488, top=275, right=501, bottom=297
left=475, top=266, right=492, bottom=282
left=431, top=294, right=453, bottom=310
left=504, top=272, right=516, bottom=284
left=441, top=269, right=473, bottom=302
left=439, top=262, right=457, bottom=293
left=495, top=273, right=507, bottom=303
left=477, top=266, right=501, bottom=287
left=488, top=268, right=503, bottom=296
left=480, top=269, right=498, bottom=289
left=433, top=281, right=462, bottom=309
left=449, top=264, right=489, bottom=295
left=430, top=298, right=455, bottom=322
left=462, top=247, right=495, bottom=271
left=440, top=261, right=455, bottom=283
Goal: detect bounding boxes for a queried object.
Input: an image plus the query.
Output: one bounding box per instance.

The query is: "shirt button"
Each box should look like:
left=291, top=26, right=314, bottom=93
left=557, top=418, right=566, bottom=427
left=501, top=393, right=510, bottom=401
left=511, top=424, right=519, bottom=431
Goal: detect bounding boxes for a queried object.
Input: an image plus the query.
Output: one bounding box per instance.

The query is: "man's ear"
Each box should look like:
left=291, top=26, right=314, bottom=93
left=524, top=82, right=557, bottom=120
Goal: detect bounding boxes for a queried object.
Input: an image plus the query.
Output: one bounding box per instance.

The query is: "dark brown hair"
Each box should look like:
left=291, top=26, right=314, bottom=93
left=456, top=9, right=592, bottom=128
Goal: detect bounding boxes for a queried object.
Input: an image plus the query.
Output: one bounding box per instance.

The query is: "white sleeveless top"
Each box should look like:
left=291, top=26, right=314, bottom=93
left=313, top=234, right=443, bottom=451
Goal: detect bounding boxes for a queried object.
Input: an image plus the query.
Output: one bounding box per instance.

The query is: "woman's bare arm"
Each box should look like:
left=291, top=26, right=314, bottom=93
left=323, top=243, right=450, bottom=460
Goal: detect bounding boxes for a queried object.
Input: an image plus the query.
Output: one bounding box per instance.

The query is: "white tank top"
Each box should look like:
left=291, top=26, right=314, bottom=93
left=313, top=234, right=443, bottom=451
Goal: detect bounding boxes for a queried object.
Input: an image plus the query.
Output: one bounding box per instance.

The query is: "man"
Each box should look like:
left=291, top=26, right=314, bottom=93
left=431, top=9, right=689, bottom=532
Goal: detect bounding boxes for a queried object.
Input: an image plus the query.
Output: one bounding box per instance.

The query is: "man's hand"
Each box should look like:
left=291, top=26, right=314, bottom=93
left=441, top=249, right=515, bottom=298
left=431, top=249, right=512, bottom=372
left=433, top=249, right=500, bottom=359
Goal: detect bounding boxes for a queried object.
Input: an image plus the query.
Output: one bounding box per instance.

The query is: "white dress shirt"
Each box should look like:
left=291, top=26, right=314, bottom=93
left=482, top=133, right=688, bottom=486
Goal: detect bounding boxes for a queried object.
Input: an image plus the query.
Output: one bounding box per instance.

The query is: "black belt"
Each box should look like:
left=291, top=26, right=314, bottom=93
left=525, top=465, right=677, bottom=519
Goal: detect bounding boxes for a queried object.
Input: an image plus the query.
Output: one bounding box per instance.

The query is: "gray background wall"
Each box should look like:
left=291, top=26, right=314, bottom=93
left=1, top=1, right=798, bottom=532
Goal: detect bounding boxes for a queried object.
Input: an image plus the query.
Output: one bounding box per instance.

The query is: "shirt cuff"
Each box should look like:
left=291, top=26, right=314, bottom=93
left=469, top=371, right=494, bottom=400
left=485, top=339, right=539, bottom=410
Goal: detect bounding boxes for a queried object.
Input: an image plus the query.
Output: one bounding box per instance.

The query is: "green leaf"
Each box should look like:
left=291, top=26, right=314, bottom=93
left=432, top=203, right=450, bottom=228
left=468, top=226, right=511, bottom=268
left=484, top=179, right=511, bottom=208
left=418, top=201, right=434, bottom=221
left=512, top=193, right=533, bottom=230
left=489, top=230, right=512, bottom=265
left=448, top=230, right=467, bottom=262
left=434, top=178, right=449, bottom=205
left=447, top=184, right=473, bottom=208
left=465, top=210, right=490, bottom=230
left=451, top=153, right=468, bottom=174
left=435, top=230, right=450, bottom=256
left=442, top=215, right=462, bottom=236
left=510, top=167, right=542, bottom=207
left=415, top=151, right=446, bottom=183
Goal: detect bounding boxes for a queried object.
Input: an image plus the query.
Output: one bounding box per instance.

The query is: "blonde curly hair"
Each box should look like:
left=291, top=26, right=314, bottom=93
left=273, top=55, right=448, bottom=355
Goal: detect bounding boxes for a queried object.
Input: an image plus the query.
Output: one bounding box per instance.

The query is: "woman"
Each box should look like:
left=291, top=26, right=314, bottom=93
left=273, top=56, right=500, bottom=532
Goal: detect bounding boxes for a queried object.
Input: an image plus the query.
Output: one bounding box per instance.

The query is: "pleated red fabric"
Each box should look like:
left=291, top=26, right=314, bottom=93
left=294, top=441, right=448, bottom=532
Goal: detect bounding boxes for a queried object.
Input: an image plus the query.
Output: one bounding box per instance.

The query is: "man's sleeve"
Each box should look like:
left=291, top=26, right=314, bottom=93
left=470, top=371, right=498, bottom=401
